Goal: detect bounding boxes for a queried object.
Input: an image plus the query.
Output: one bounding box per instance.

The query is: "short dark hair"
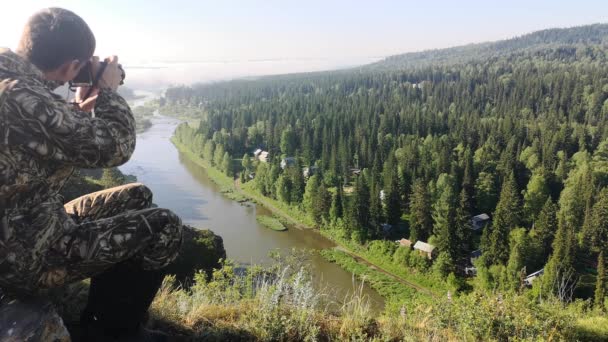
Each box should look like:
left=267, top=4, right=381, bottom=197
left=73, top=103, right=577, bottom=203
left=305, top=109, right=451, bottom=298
left=16, top=8, right=96, bottom=72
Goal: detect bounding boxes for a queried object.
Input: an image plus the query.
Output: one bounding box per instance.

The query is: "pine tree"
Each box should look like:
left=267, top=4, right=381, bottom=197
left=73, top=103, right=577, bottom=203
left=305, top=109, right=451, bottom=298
left=313, top=183, right=331, bottom=225
left=369, top=179, right=384, bottom=238
left=486, top=173, right=521, bottom=265
left=242, top=154, right=252, bottom=173
left=543, top=221, right=577, bottom=301
left=433, top=183, right=457, bottom=266
left=330, top=185, right=344, bottom=221
left=303, top=175, right=320, bottom=217
left=290, top=156, right=305, bottom=204
left=348, top=174, right=371, bottom=240
left=409, top=179, right=433, bottom=242
left=523, top=171, right=550, bottom=224
left=474, top=171, right=498, bottom=215
left=454, top=188, right=473, bottom=263
left=276, top=174, right=292, bottom=204
left=385, top=173, right=402, bottom=225
left=585, top=187, right=608, bottom=252
left=462, top=147, right=475, bottom=210
left=595, top=251, right=606, bottom=310
left=222, top=152, right=233, bottom=177
left=531, top=198, right=558, bottom=264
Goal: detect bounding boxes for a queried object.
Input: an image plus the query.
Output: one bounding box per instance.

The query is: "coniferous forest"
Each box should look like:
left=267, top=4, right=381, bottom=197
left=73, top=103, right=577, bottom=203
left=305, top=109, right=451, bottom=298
left=168, top=24, right=608, bottom=318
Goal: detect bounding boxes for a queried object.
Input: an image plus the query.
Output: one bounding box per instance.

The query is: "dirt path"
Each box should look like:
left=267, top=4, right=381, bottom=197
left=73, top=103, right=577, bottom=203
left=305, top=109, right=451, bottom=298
left=234, top=178, right=437, bottom=297
left=333, top=246, right=438, bottom=297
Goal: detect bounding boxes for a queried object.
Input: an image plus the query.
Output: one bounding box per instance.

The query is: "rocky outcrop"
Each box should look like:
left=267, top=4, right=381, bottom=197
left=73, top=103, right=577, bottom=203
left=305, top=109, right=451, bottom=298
left=0, top=295, right=70, bottom=341
left=166, top=226, right=227, bottom=285
left=0, top=225, right=226, bottom=340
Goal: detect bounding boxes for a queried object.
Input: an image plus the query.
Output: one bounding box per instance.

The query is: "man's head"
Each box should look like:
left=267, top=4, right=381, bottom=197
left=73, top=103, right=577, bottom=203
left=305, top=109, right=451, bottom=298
left=16, top=8, right=96, bottom=82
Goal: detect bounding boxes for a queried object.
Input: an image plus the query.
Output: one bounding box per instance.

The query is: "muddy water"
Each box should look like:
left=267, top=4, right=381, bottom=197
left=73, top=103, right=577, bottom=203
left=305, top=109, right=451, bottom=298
left=119, top=115, right=385, bottom=309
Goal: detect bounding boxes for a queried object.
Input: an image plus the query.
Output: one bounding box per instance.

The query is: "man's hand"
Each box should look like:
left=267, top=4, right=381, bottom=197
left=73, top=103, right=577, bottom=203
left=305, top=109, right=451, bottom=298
left=92, top=55, right=123, bottom=91
left=75, top=86, right=99, bottom=112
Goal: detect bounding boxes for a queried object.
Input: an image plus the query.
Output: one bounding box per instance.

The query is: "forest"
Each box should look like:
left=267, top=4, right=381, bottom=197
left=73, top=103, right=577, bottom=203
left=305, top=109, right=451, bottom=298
left=168, top=24, right=608, bottom=310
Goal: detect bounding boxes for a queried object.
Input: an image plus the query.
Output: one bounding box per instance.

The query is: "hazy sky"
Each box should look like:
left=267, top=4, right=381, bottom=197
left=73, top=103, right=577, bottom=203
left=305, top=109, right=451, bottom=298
left=2, top=0, right=607, bottom=89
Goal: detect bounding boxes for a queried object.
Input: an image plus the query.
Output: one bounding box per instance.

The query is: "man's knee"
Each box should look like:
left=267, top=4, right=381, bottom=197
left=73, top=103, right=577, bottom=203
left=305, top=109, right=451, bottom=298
left=140, top=208, right=183, bottom=269
left=124, top=183, right=153, bottom=204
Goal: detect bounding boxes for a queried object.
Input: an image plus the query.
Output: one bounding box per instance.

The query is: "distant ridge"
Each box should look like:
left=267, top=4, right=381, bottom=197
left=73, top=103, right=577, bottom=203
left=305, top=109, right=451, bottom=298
left=368, top=23, right=608, bottom=70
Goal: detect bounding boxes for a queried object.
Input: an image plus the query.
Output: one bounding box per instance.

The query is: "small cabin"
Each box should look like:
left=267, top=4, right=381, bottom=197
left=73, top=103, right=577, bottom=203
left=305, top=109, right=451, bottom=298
left=381, top=223, right=393, bottom=234
left=253, top=149, right=263, bottom=158
left=280, top=157, right=296, bottom=169
left=350, top=168, right=361, bottom=176
left=380, top=190, right=386, bottom=201
left=396, top=238, right=412, bottom=248
left=524, top=269, right=544, bottom=287
left=413, top=241, right=436, bottom=260
left=258, top=151, right=269, bottom=163
left=471, top=213, right=490, bottom=231
left=303, top=166, right=318, bottom=178
left=470, top=249, right=482, bottom=264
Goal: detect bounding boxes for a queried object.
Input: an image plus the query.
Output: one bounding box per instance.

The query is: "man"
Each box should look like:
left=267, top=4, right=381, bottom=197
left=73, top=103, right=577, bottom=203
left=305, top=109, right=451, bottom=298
left=0, top=8, right=183, bottom=340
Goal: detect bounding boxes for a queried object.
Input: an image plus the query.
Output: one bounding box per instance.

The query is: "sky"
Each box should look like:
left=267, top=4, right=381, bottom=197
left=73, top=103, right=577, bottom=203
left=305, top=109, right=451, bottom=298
left=2, top=0, right=607, bottom=90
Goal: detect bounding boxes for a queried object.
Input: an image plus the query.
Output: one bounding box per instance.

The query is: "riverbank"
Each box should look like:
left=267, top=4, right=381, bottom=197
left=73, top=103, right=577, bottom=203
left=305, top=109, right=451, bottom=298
left=171, top=138, right=441, bottom=302
left=171, top=138, right=248, bottom=202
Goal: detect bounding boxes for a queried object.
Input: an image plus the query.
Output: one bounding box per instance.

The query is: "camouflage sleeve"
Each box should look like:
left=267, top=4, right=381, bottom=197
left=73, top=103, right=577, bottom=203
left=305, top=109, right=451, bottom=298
left=4, top=83, right=136, bottom=168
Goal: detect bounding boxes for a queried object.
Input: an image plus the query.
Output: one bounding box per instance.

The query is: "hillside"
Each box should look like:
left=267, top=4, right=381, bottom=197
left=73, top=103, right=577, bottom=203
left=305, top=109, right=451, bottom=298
left=160, top=23, right=608, bottom=340
left=369, top=23, right=608, bottom=70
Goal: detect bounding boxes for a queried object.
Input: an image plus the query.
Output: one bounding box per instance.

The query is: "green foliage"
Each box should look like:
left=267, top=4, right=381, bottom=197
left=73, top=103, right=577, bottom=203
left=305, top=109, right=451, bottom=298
left=165, top=226, right=227, bottom=284
left=99, top=168, right=126, bottom=189
left=530, top=198, right=558, bottom=265
left=256, top=216, right=287, bottom=231
left=595, top=251, right=606, bottom=310
left=584, top=187, right=608, bottom=252
left=523, top=171, right=550, bottom=224
left=409, top=179, right=432, bottom=242
left=484, top=173, right=521, bottom=266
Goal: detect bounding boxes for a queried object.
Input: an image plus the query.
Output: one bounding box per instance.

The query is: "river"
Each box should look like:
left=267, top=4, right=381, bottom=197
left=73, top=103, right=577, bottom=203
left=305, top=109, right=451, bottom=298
left=119, top=114, right=384, bottom=309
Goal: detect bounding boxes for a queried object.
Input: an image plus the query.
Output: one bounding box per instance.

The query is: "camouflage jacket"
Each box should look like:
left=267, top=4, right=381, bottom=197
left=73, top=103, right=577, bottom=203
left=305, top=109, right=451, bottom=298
left=0, top=49, right=135, bottom=274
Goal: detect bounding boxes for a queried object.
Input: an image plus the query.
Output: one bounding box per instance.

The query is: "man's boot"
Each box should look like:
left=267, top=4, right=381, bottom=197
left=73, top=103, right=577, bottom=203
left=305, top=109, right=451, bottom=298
left=80, top=259, right=167, bottom=341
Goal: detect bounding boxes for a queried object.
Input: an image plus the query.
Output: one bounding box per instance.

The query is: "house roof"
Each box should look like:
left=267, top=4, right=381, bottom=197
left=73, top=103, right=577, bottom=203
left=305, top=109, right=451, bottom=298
left=473, top=213, right=490, bottom=221
left=525, top=269, right=544, bottom=279
left=413, top=241, right=436, bottom=253
left=254, top=149, right=262, bottom=154
left=398, top=238, right=412, bottom=246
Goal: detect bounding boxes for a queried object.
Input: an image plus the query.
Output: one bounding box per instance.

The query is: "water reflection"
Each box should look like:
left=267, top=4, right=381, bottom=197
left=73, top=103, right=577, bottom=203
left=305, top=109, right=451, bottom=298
left=120, top=116, right=385, bottom=310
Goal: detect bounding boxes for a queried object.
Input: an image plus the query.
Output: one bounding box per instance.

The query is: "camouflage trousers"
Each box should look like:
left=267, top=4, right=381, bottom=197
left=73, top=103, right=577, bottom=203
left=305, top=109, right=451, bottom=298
left=2, top=183, right=183, bottom=293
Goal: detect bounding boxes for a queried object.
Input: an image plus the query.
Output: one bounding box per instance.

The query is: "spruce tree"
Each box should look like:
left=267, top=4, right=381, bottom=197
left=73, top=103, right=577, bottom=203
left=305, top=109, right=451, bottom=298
left=313, top=183, right=331, bottom=225
left=330, top=184, right=344, bottom=221
left=543, top=220, right=577, bottom=301
left=595, top=251, right=606, bottom=310
left=347, top=174, right=371, bottom=240
left=385, top=174, right=403, bottom=225
left=290, top=156, right=305, bottom=204
left=487, top=173, right=521, bottom=265
left=222, top=152, right=233, bottom=177
left=409, top=179, right=433, bottom=242
left=454, top=188, right=473, bottom=263
left=433, top=184, right=457, bottom=265
left=531, top=198, right=558, bottom=264
left=303, top=175, right=320, bottom=218
left=586, top=187, right=608, bottom=252
left=369, top=180, right=384, bottom=238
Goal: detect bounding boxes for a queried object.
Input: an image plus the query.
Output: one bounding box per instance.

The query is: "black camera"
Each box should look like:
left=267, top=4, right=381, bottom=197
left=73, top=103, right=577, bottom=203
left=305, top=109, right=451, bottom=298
left=70, top=60, right=126, bottom=88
